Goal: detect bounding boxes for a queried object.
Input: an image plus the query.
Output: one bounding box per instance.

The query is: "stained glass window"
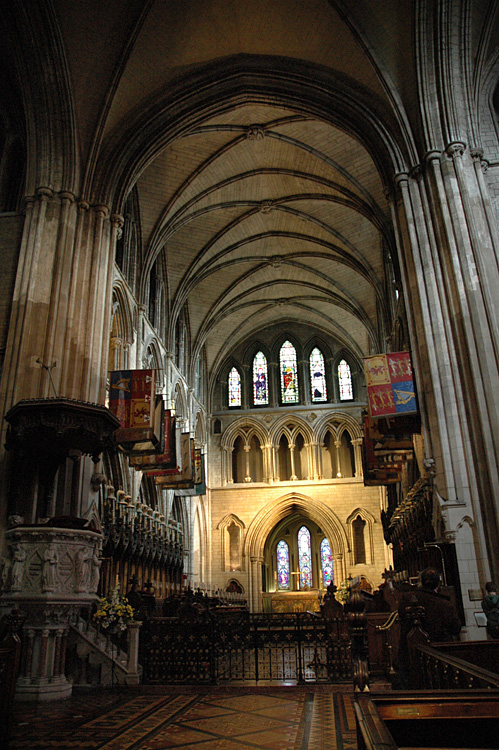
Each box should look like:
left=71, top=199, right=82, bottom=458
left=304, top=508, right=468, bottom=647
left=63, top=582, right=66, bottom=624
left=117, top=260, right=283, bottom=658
left=310, top=348, right=327, bottom=402
left=253, top=351, right=268, bottom=405
left=228, top=367, right=241, bottom=407
left=338, top=359, right=353, bottom=400
left=320, top=537, right=333, bottom=586
left=276, top=540, right=290, bottom=590
left=298, top=526, right=312, bottom=589
left=280, top=340, right=299, bottom=403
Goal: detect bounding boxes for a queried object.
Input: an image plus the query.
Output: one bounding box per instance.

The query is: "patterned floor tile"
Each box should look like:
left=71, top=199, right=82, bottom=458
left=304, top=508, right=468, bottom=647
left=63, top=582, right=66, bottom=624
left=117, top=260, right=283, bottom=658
left=9, top=685, right=358, bottom=750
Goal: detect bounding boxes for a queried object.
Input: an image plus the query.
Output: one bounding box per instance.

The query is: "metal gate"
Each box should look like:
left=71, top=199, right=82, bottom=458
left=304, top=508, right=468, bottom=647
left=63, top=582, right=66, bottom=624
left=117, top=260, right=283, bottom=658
left=140, top=610, right=352, bottom=684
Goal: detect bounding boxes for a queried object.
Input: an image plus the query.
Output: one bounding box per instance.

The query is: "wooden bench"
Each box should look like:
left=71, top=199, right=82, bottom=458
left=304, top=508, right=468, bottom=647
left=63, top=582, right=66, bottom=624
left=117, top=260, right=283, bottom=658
left=354, top=691, right=499, bottom=750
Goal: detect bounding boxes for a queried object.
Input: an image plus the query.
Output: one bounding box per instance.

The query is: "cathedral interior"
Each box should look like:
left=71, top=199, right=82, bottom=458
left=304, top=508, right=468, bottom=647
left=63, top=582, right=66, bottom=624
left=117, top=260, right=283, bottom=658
left=0, top=1, right=498, bottom=747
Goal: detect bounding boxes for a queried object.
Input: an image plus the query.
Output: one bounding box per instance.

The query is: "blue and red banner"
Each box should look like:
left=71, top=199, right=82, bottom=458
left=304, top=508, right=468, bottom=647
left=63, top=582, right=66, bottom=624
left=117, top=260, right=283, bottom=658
left=364, top=352, right=417, bottom=418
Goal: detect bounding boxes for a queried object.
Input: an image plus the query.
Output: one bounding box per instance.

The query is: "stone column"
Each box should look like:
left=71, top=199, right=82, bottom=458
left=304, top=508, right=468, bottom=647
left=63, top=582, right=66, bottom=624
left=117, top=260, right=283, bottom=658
left=334, top=440, right=342, bottom=478
left=250, top=556, right=264, bottom=612
left=243, top=444, right=252, bottom=483
left=126, top=622, right=142, bottom=685
left=288, top=443, right=297, bottom=481
left=351, top=438, right=363, bottom=477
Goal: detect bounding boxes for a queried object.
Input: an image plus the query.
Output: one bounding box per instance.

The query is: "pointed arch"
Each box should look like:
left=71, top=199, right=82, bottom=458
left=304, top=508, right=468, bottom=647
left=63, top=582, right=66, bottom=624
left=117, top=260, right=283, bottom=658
left=244, top=492, right=349, bottom=565
left=217, top=513, right=246, bottom=572
left=346, top=508, right=376, bottom=566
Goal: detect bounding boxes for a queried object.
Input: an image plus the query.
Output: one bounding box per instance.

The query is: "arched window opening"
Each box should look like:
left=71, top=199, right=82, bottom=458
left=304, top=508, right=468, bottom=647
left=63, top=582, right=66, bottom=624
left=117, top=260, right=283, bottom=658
left=278, top=434, right=292, bottom=480
left=294, top=432, right=306, bottom=480
left=249, top=434, right=263, bottom=482
left=276, top=540, right=290, bottom=590
left=338, top=430, right=355, bottom=477
left=310, top=347, right=327, bottom=402
left=320, top=538, right=333, bottom=587
left=321, top=431, right=335, bottom=479
left=232, top=435, right=246, bottom=483
left=213, top=418, right=221, bottom=434
left=353, top=516, right=366, bottom=564
left=280, top=341, right=299, bottom=403
left=228, top=367, right=241, bottom=407
left=227, top=522, right=241, bottom=570
left=253, top=351, right=268, bottom=405
left=298, top=526, right=312, bottom=589
left=338, top=359, right=353, bottom=401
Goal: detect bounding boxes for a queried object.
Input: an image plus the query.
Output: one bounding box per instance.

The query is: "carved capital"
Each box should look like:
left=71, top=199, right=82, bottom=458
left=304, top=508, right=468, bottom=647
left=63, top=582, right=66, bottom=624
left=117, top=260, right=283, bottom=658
left=445, top=141, right=466, bottom=160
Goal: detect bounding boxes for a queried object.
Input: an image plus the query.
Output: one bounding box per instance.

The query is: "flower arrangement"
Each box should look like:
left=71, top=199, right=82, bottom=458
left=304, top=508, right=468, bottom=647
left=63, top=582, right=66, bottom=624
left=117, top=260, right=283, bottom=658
left=93, top=585, right=135, bottom=631
left=335, top=578, right=352, bottom=605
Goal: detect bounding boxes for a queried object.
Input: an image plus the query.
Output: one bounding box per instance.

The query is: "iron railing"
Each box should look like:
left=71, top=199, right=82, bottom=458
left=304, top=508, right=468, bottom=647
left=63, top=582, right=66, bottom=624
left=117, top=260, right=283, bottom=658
left=140, top=610, right=352, bottom=684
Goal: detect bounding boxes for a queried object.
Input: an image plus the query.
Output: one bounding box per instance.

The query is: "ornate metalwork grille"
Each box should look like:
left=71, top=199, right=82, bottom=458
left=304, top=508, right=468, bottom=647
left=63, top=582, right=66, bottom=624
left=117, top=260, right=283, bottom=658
left=140, top=611, right=352, bottom=684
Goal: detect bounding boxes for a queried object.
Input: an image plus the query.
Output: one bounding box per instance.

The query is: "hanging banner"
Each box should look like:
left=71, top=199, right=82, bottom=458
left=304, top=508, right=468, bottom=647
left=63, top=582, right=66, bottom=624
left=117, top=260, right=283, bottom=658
left=149, top=434, right=195, bottom=487
left=109, top=369, right=163, bottom=452
left=364, top=352, right=417, bottom=418
left=129, top=411, right=176, bottom=469
left=175, top=450, right=206, bottom=496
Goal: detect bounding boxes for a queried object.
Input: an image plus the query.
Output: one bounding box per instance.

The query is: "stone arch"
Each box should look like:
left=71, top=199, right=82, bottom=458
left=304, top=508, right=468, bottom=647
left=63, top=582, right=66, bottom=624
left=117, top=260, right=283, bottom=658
left=244, top=493, right=349, bottom=560
left=142, top=335, right=162, bottom=372
left=346, top=508, right=376, bottom=566
left=109, top=283, right=134, bottom=371
left=217, top=513, right=246, bottom=572
left=314, top=411, right=362, bottom=444
left=221, top=417, right=269, bottom=450
left=172, top=378, right=189, bottom=423
left=269, top=414, right=314, bottom=445
left=193, top=408, right=207, bottom=447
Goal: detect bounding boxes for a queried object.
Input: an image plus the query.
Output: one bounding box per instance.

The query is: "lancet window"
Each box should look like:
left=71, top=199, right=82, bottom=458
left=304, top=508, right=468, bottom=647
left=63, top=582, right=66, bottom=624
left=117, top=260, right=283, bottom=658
left=228, top=367, right=241, bottom=407
left=338, top=359, right=353, bottom=400
left=253, top=351, right=268, bottom=406
left=298, top=525, right=312, bottom=588
left=280, top=341, right=299, bottom=403
left=310, top=347, right=327, bottom=402
left=276, top=540, right=290, bottom=590
left=320, top=537, right=333, bottom=586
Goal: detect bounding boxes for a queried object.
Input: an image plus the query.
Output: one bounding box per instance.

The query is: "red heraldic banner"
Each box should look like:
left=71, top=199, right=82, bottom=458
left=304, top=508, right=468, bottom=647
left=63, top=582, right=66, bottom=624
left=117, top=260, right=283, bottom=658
left=109, top=369, right=159, bottom=447
left=364, top=352, right=417, bottom=419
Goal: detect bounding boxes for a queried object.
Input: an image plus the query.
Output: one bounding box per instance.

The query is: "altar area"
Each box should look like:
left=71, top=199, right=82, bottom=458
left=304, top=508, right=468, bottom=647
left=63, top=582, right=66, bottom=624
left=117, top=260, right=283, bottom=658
left=262, top=590, right=323, bottom=613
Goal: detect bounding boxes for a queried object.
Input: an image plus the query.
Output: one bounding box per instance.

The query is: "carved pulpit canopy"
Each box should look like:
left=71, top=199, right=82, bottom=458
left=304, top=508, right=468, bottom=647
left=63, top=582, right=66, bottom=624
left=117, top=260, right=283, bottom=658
left=4, top=397, right=120, bottom=463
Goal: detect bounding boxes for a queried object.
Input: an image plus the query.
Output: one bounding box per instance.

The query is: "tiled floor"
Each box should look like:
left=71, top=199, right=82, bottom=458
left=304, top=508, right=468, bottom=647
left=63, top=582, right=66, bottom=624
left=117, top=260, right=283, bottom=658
left=9, top=685, right=358, bottom=749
